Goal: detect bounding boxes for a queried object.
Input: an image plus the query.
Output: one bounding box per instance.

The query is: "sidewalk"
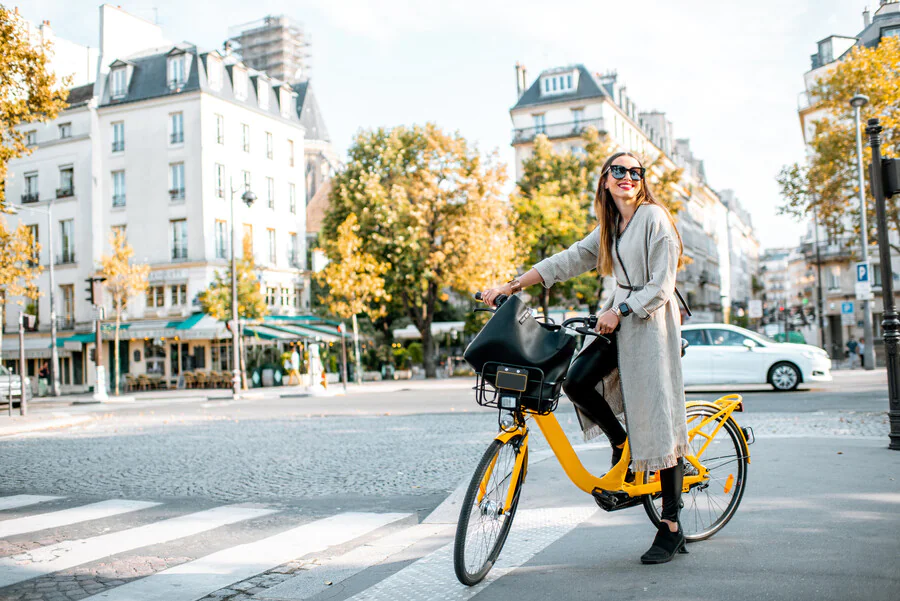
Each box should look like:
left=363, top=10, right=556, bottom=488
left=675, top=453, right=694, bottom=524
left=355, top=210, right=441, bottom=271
left=474, top=435, right=900, bottom=601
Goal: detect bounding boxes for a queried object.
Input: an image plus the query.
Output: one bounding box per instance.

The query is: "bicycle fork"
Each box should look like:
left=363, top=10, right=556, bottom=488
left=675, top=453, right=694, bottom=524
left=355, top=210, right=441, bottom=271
left=478, top=428, right=529, bottom=514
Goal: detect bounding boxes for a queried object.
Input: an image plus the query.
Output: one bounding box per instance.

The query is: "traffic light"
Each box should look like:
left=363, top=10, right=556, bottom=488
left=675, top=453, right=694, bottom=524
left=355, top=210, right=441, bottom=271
left=882, top=158, right=900, bottom=198
left=84, top=278, right=95, bottom=305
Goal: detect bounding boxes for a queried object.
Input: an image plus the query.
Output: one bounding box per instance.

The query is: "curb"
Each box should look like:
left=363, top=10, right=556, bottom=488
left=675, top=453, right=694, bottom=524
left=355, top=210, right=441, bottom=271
left=0, top=415, right=94, bottom=437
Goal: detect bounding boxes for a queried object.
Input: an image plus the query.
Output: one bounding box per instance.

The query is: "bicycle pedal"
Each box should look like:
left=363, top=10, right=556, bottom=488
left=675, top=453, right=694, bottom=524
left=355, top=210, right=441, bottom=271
left=591, top=489, right=642, bottom=513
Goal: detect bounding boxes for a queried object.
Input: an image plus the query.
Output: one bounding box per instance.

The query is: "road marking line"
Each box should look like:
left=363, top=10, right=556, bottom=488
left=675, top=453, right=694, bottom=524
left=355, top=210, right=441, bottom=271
left=258, top=522, right=453, bottom=600
left=83, top=512, right=410, bottom=601
left=0, top=505, right=276, bottom=589
left=347, top=506, right=598, bottom=601
left=0, top=499, right=160, bottom=539
left=0, top=495, right=63, bottom=512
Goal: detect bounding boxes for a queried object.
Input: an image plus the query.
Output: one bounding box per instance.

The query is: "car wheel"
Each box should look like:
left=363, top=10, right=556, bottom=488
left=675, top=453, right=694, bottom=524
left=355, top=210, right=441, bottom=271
left=769, top=362, right=800, bottom=391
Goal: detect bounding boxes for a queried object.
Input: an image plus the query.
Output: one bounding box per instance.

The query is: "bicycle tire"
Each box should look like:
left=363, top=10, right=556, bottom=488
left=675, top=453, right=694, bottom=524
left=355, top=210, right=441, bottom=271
left=454, top=436, right=526, bottom=586
left=642, top=406, right=749, bottom=541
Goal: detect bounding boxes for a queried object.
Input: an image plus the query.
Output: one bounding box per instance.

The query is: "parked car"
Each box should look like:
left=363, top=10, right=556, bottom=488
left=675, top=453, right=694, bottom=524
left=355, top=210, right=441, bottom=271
left=681, top=323, right=831, bottom=391
left=0, top=365, right=32, bottom=406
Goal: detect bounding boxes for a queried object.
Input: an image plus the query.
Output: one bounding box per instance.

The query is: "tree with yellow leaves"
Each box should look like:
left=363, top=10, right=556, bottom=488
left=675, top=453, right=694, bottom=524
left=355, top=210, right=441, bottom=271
left=99, top=230, right=149, bottom=396
left=0, top=217, right=41, bottom=355
left=0, top=7, right=70, bottom=210
left=323, top=124, right=516, bottom=377
left=778, top=36, right=900, bottom=250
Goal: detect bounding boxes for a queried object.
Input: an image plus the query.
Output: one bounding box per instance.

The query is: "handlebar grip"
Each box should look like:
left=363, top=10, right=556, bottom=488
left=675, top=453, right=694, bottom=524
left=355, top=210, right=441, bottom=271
left=473, top=292, right=508, bottom=307
left=474, top=292, right=483, bottom=301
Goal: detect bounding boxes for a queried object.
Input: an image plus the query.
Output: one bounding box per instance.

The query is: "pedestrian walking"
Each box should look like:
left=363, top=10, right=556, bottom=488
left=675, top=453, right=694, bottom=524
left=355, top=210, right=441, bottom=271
left=858, top=337, right=866, bottom=369
left=846, top=338, right=859, bottom=369
left=481, top=151, right=690, bottom=564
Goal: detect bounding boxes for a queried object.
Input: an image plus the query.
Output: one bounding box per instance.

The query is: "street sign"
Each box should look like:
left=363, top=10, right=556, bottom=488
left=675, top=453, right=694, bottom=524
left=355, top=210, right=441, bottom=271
left=841, top=301, right=854, bottom=314
left=855, top=261, right=873, bottom=300
left=855, top=281, right=874, bottom=300
left=856, top=261, right=870, bottom=283
left=841, top=301, right=855, bottom=326
left=748, top=299, right=763, bottom=319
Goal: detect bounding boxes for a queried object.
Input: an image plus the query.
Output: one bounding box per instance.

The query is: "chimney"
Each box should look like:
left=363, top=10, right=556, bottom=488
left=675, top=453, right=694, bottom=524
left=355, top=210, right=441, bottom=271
left=224, top=40, right=233, bottom=56
left=864, top=6, right=871, bottom=26
left=515, top=63, right=522, bottom=97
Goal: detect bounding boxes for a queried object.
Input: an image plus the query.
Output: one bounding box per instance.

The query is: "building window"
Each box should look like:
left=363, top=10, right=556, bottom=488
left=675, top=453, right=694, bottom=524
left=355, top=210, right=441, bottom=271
left=23, top=172, right=39, bottom=203
left=57, top=167, right=74, bottom=198
left=111, top=68, right=127, bottom=97
left=265, top=286, right=277, bottom=306
left=289, top=182, right=296, bottom=214
left=258, top=79, right=269, bottom=109
left=294, top=287, right=303, bottom=309
left=828, top=266, right=841, bottom=290
left=267, top=228, right=276, bottom=264
left=170, top=283, right=187, bottom=306
left=242, top=123, right=250, bottom=152
left=572, top=108, right=584, bottom=127
left=168, top=54, right=186, bottom=88
left=169, top=163, right=185, bottom=201
left=170, top=112, right=184, bottom=144
left=234, top=68, right=248, bottom=100
left=112, top=121, right=125, bottom=152
left=242, top=170, right=251, bottom=192
left=288, top=139, right=295, bottom=167
left=289, top=232, right=299, bottom=267
left=533, top=113, right=545, bottom=134
left=215, top=163, right=225, bottom=198
left=170, top=219, right=188, bottom=261
left=541, top=73, right=575, bottom=96
left=58, top=123, right=72, bottom=139
left=243, top=224, right=253, bottom=254
left=215, top=114, right=224, bottom=144
left=111, top=224, right=126, bottom=240
left=266, top=177, right=275, bottom=209
left=215, top=220, right=228, bottom=259
left=112, top=170, right=126, bottom=207
left=207, top=57, right=222, bottom=90
left=146, top=285, right=165, bottom=308
left=59, top=219, right=75, bottom=264
left=61, top=284, right=74, bottom=325
left=280, top=288, right=290, bottom=307
left=266, top=132, right=273, bottom=159
left=26, top=224, right=39, bottom=265
left=883, top=26, right=900, bottom=39
left=25, top=130, right=37, bottom=146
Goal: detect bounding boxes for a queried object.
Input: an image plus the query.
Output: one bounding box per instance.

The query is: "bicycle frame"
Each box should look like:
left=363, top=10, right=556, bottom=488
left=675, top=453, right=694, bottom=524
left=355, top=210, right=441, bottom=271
left=482, top=394, right=750, bottom=512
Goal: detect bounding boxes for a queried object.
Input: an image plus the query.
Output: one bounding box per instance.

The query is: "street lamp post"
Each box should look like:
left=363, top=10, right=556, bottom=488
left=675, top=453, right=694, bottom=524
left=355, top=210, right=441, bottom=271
left=851, top=94, right=876, bottom=370
left=229, top=176, right=256, bottom=399
left=10, top=202, right=60, bottom=396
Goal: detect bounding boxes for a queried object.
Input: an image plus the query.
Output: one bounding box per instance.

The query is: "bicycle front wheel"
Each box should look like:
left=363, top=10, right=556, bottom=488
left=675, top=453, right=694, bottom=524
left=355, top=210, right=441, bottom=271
left=454, top=436, right=526, bottom=586
left=642, top=405, right=749, bottom=541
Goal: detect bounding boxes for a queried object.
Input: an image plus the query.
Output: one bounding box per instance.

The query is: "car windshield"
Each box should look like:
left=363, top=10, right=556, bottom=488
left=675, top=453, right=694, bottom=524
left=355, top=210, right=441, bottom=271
left=0, top=366, right=8, bottom=376
left=752, top=331, right=779, bottom=345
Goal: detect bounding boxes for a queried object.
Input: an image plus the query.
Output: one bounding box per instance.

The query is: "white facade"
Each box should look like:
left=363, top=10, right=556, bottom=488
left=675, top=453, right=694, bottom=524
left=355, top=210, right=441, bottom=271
left=2, top=6, right=309, bottom=392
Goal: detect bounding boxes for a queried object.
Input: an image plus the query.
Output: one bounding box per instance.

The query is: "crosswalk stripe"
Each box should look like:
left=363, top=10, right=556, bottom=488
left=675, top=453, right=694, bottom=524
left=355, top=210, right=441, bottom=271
left=258, top=522, right=454, bottom=600
left=0, top=499, right=160, bottom=539
left=346, top=506, right=598, bottom=601
left=0, top=505, right=276, bottom=589
left=0, top=495, right=63, bottom=512
left=83, top=512, right=411, bottom=601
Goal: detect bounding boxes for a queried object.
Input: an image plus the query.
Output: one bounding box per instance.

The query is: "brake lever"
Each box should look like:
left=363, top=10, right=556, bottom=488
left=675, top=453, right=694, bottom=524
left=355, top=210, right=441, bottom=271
left=574, top=327, right=611, bottom=344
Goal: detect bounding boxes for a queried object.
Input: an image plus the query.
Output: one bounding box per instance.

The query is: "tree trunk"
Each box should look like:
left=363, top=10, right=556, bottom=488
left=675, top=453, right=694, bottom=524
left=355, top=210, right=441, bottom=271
left=114, top=311, right=121, bottom=396
left=422, top=327, right=437, bottom=378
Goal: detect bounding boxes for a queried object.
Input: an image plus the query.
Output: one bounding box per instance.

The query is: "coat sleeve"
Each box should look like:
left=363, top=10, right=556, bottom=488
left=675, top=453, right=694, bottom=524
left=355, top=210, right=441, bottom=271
left=599, top=279, right=615, bottom=314
left=627, top=213, right=679, bottom=320
left=533, top=227, right=600, bottom=288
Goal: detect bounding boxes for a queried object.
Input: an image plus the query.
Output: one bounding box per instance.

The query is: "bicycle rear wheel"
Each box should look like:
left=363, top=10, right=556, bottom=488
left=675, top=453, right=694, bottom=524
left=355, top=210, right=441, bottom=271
left=642, top=405, right=749, bottom=541
left=454, top=436, right=526, bottom=586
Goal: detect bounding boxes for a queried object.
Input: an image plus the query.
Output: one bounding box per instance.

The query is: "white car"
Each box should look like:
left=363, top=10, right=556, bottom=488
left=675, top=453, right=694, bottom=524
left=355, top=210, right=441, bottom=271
left=0, top=365, right=32, bottom=405
left=681, top=323, right=832, bottom=391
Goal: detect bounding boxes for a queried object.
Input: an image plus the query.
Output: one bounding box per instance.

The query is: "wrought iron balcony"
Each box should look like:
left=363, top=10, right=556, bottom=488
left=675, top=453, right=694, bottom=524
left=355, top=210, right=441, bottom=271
left=56, top=317, right=75, bottom=331
left=171, top=246, right=188, bottom=261
left=512, top=118, right=605, bottom=145
left=112, top=140, right=125, bottom=152
left=21, top=192, right=39, bottom=204
left=55, top=251, right=76, bottom=265
left=56, top=186, right=74, bottom=198
left=169, top=188, right=185, bottom=201
left=112, top=194, right=126, bottom=207
left=170, top=132, right=184, bottom=144
left=288, top=250, right=303, bottom=269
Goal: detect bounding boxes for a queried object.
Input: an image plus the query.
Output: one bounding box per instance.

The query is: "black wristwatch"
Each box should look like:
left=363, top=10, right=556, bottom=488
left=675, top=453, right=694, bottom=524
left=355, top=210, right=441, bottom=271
left=613, top=302, right=632, bottom=318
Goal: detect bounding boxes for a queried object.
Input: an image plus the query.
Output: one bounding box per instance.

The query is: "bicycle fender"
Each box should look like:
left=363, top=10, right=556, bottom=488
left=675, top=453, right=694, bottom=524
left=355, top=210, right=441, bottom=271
left=686, top=401, right=751, bottom=463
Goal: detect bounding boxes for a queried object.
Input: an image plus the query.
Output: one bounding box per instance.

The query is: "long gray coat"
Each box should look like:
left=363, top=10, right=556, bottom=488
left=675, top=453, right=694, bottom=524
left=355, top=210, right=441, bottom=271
left=534, top=203, right=690, bottom=472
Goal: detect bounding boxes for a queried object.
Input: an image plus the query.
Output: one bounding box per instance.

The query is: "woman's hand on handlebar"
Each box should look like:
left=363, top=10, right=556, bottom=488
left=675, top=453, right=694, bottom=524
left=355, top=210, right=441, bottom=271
left=481, top=283, right=512, bottom=307
left=595, top=310, right=619, bottom=335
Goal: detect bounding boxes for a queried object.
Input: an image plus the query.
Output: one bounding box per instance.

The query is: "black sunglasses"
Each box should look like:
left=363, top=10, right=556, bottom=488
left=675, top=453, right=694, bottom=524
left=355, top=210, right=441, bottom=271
left=607, top=165, right=645, bottom=181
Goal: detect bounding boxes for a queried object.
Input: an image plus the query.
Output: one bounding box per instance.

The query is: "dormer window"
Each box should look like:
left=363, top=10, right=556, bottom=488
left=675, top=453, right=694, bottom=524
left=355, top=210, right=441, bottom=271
left=168, top=54, right=186, bottom=89
left=111, top=67, right=128, bottom=98
left=540, top=70, right=578, bottom=97
left=279, top=87, right=292, bottom=118
left=233, top=67, right=248, bottom=101
left=258, top=79, right=269, bottom=110
left=207, top=55, right=223, bottom=91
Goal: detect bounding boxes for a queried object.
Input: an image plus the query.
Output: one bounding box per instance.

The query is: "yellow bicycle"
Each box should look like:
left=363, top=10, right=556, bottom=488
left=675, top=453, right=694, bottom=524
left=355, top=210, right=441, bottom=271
left=454, top=294, right=753, bottom=586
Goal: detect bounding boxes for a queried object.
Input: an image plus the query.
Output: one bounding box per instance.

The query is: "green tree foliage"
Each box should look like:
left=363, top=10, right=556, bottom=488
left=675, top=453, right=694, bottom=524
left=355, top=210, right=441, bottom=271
left=322, top=123, right=516, bottom=378
left=0, top=7, right=70, bottom=210
left=778, top=36, right=900, bottom=251
left=0, top=217, right=41, bottom=354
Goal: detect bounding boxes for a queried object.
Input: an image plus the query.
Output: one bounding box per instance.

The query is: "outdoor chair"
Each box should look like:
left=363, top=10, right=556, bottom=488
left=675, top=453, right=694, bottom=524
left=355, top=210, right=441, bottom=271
left=194, top=372, right=209, bottom=388
left=183, top=372, right=196, bottom=389
left=136, top=374, right=152, bottom=391
left=125, top=374, right=138, bottom=392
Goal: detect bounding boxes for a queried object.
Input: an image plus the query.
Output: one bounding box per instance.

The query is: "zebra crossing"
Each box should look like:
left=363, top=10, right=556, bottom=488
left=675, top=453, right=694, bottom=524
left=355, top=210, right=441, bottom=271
left=0, top=494, right=603, bottom=601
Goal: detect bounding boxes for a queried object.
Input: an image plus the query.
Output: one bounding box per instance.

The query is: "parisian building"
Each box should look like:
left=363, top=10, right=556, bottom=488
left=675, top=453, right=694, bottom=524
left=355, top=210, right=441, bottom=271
left=509, top=64, right=759, bottom=323
left=1, top=5, right=328, bottom=393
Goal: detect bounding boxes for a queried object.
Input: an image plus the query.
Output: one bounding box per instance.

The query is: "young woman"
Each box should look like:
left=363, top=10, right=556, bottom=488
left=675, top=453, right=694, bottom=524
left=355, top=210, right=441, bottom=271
left=481, top=151, right=690, bottom=564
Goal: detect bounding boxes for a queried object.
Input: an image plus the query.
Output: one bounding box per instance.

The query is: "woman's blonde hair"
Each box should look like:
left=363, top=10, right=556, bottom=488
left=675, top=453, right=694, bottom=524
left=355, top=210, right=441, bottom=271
left=593, top=151, right=685, bottom=276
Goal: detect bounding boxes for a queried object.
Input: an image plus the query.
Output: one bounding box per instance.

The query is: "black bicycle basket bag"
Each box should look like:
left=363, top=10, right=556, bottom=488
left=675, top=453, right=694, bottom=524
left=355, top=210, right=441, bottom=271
left=464, top=295, right=577, bottom=411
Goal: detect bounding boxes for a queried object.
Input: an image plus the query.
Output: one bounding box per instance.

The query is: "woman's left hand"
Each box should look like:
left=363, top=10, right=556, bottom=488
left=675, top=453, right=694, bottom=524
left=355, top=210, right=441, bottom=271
left=595, top=310, right=619, bottom=335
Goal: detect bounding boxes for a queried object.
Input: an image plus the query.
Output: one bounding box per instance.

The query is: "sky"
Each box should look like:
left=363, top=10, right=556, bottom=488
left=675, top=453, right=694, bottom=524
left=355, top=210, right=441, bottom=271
left=18, top=0, right=872, bottom=250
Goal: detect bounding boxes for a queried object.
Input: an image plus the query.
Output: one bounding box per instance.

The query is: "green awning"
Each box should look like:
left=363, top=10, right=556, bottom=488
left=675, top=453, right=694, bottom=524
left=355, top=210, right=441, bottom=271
left=57, top=333, right=95, bottom=347
left=171, top=312, right=205, bottom=330
left=244, top=325, right=295, bottom=341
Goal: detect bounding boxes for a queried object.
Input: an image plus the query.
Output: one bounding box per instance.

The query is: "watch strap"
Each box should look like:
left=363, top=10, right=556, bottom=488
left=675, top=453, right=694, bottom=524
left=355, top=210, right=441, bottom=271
left=507, top=277, right=523, bottom=294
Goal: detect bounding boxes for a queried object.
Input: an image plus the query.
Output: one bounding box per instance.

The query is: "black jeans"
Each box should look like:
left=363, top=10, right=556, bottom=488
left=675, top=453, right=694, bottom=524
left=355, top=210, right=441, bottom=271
left=562, top=332, right=683, bottom=523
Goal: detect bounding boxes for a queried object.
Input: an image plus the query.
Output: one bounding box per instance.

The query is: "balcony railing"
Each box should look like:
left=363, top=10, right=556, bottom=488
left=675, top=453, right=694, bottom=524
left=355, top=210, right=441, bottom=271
left=56, top=251, right=76, bottom=265
left=112, top=194, right=126, bottom=207
left=21, top=192, right=39, bottom=204
left=169, top=188, right=185, bottom=201
left=170, top=132, right=184, bottom=144
left=288, top=250, right=303, bottom=269
left=56, top=186, right=74, bottom=198
left=168, top=78, right=185, bottom=90
left=56, top=317, right=75, bottom=331
left=171, top=246, right=188, bottom=261
left=112, top=140, right=125, bottom=152
left=512, top=118, right=605, bottom=145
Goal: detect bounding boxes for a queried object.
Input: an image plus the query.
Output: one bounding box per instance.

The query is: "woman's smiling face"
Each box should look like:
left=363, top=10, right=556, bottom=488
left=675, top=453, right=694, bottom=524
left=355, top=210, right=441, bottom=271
left=605, top=154, right=643, bottom=203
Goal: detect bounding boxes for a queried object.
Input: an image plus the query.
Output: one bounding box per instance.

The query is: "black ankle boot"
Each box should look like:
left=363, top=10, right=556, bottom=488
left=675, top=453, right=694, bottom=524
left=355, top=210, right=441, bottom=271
left=640, top=523, right=687, bottom=564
